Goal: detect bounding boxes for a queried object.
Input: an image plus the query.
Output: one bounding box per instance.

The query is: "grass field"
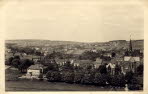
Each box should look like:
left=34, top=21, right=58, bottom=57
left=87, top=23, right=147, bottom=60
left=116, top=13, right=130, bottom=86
left=6, top=80, right=125, bottom=91
left=5, top=66, right=23, bottom=81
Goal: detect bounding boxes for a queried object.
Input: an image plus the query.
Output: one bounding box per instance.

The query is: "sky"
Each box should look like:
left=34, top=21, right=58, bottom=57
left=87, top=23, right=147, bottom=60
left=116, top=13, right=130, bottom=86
left=4, top=0, right=144, bottom=42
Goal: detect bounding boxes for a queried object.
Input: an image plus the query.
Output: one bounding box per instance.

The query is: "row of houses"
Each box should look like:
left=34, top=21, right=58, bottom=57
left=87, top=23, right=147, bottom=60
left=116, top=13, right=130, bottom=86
left=24, top=53, right=142, bottom=79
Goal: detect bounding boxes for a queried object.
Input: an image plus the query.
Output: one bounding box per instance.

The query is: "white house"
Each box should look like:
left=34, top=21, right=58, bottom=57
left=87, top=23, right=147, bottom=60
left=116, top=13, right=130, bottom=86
left=123, top=56, right=141, bottom=73
left=124, top=56, right=140, bottom=62
left=106, top=63, right=116, bottom=75
left=26, top=64, right=44, bottom=79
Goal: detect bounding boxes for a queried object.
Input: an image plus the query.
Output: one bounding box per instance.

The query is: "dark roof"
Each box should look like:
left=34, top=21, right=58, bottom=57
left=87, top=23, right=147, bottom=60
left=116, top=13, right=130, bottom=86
left=74, top=60, right=94, bottom=67
left=55, top=59, right=67, bottom=64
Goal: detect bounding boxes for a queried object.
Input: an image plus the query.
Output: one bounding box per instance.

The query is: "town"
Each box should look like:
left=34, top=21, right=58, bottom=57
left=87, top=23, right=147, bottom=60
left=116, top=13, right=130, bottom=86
left=5, top=39, right=143, bottom=91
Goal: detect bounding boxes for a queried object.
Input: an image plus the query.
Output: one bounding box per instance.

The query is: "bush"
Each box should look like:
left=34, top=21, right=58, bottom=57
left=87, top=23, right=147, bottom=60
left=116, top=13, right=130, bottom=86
left=125, top=71, right=134, bottom=84
left=128, top=77, right=142, bottom=90
left=43, top=62, right=59, bottom=74
left=74, top=70, right=84, bottom=83
left=46, top=70, right=61, bottom=82
left=11, top=59, right=21, bottom=68
left=109, top=74, right=126, bottom=87
left=128, top=84, right=141, bottom=90
left=137, top=64, right=143, bottom=76
left=98, top=64, right=107, bottom=74
left=14, top=55, right=20, bottom=60
left=18, top=59, right=34, bottom=73
left=93, top=73, right=107, bottom=86
left=6, top=57, right=14, bottom=65
left=81, top=71, right=94, bottom=85
left=61, top=70, right=74, bottom=83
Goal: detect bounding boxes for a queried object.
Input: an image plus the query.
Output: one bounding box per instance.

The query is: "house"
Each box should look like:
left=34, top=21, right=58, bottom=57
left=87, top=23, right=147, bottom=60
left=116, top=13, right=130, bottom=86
left=73, top=60, right=94, bottom=69
left=106, top=62, right=116, bottom=75
left=115, top=57, right=124, bottom=63
left=74, top=63, right=80, bottom=67
left=26, top=64, right=44, bottom=79
left=122, top=56, right=141, bottom=73
left=103, top=53, right=112, bottom=57
left=124, top=56, right=140, bottom=62
left=55, top=59, right=67, bottom=66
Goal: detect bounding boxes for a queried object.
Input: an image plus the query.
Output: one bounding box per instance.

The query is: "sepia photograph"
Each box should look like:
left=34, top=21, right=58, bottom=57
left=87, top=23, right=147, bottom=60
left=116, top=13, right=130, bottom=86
left=2, top=0, right=145, bottom=92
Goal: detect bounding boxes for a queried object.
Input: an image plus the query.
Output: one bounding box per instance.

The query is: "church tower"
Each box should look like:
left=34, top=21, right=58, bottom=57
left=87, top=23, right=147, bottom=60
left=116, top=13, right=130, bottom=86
left=129, top=35, right=133, bottom=52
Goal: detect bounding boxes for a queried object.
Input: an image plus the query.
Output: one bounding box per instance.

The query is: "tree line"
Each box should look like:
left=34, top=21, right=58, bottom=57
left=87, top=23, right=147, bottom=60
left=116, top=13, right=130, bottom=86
left=44, top=61, right=143, bottom=90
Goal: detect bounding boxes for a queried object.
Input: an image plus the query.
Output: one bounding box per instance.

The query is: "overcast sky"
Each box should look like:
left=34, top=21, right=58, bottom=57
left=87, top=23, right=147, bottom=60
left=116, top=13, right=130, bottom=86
left=4, top=0, right=144, bottom=42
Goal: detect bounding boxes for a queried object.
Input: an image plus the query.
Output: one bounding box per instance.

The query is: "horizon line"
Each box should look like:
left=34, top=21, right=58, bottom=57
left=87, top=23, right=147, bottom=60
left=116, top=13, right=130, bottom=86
left=5, top=38, right=144, bottom=43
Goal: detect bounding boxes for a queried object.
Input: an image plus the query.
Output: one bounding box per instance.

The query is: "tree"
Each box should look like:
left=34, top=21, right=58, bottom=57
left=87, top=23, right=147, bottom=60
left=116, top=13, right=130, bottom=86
left=115, top=64, right=121, bottom=75
left=93, top=73, right=107, bottom=86
left=128, top=77, right=141, bottom=90
left=46, top=70, right=61, bottom=82
left=35, top=51, right=42, bottom=56
left=137, top=64, right=143, bottom=75
left=74, top=70, right=84, bottom=83
left=111, top=52, right=116, bottom=57
left=98, top=64, right=107, bottom=74
left=43, top=61, right=59, bottom=74
left=125, top=71, right=134, bottom=84
left=11, top=59, right=21, bottom=68
left=81, top=70, right=95, bottom=85
left=18, top=59, right=34, bottom=73
left=109, top=74, right=126, bottom=87
left=79, top=51, right=100, bottom=61
left=61, top=60, right=74, bottom=71
left=61, top=70, right=74, bottom=83
left=5, top=57, right=14, bottom=65
left=14, top=55, right=20, bottom=60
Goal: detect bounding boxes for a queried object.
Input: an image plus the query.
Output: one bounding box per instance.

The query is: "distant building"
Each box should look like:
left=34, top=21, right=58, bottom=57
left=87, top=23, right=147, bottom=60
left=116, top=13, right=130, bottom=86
left=124, top=56, right=140, bottom=62
left=109, top=40, right=126, bottom=47
left=91, top=49, right=97, bottom=53
left=74, top=63, right=80, bottom=67
left=73, top=60, right=94, bottom=69
left=103, top=53, right=112, bottom=57
left=55, top=59, right=67, bottom=66
left=6, top=48, right=12, bottom=53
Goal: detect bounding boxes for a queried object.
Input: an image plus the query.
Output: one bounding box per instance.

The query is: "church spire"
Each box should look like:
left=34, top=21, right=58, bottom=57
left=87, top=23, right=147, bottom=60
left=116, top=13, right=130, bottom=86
left=129, top=34, right=133, bottom=52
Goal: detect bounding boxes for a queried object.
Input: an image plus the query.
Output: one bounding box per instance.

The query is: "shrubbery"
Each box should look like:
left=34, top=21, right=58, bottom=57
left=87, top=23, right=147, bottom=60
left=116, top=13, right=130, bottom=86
left=109, top=74, right=126, bottom=87
left=11, top=59, right=21, bottom=68
left=61, top=70, right=74, bottom=83
left=137, top=64, right=143, bottom=76
left=74, top=70, right=84, bottom=83
left=93, top=73, right=108, bottom=86
left=45, top=64, right=131, bottom=88
left=125, top=71, right=143, bottom=90
left=125, top=71, right=134, bottom=84
left=81, top=70, right=95, bottom=85
left=46, top=70, right=61, bottom=82
left=128, top=77, right=141, bottom=90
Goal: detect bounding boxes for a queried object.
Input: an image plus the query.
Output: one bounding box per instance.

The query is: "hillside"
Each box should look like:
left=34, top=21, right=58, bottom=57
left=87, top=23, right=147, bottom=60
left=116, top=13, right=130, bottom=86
left=5, top=39, right=144, bottom=51
left=5, top=39, right=84, bottom=47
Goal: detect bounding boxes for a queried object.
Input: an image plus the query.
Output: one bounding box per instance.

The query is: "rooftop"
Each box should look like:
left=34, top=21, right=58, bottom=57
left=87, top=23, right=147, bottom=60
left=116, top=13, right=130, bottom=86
left=28, top=64, right=44, bottom=70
